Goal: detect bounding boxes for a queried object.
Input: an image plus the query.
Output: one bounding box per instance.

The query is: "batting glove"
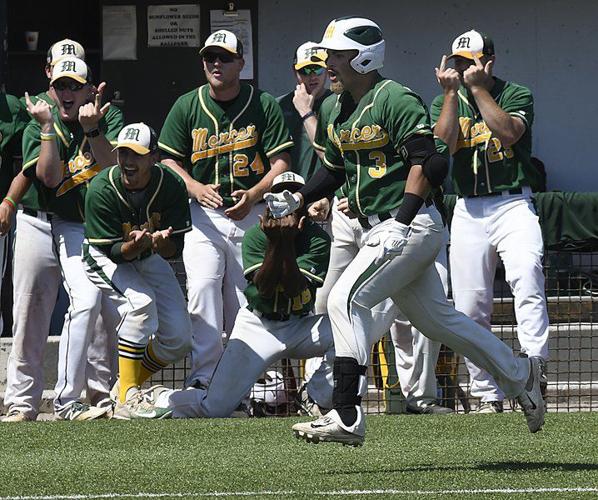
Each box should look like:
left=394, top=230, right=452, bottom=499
left=366, top=219, right=411, bottom=265
left=263, top=190, right=301, bottom=219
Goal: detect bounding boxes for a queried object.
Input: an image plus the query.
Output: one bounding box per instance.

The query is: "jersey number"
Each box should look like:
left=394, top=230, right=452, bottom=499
left=233, top=153, right=265, bottom=177
left=368, top=151, right=387, bottom=178
left=486, top=138, right=514, bottom=163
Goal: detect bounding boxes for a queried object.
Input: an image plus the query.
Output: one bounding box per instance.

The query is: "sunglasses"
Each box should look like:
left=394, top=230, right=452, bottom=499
left=298, top=66, right=326, bottom=76
left=53, top=80, right=86, bottom=92
left=202, top=51, right=237, bottom=64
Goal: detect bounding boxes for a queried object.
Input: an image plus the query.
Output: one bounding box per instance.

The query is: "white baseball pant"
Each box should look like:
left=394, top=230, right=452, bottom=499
left=327, top=204, right=531, bottom=414
left=314, top=198, right=447, bottom=407
left=164, top=306, right=334, bottom=418
left=84, top=247, right=191, bottom=364
left=183, top=201, right=264, bottom=387
left=4, top=211, right=113, bottom=418
left=450, top=188, right=549, bottom=402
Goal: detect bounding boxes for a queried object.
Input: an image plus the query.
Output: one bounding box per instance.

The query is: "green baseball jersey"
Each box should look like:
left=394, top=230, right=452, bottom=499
left=84, top=163, right=192, bottom=262
left=0, top=93, right=30, bottom=198
left=21, top=105, right=124, bottom=220
left=430, top=79, right=541, bottom=196
left=242, top=221, right=330, bottom=318
left=158, top=84, right=293, bottom=207
left=321, top=76, right=433, bottom=217
left=277, top=89, right=332, bottom=181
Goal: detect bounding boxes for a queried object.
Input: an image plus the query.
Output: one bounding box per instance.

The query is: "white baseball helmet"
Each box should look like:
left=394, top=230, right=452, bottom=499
left=317, top=17, right=385, bottom=74
left=250, top=370, right=288, bottom=406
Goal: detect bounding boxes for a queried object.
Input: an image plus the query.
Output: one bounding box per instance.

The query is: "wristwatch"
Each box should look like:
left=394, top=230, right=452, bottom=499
left=84, top=127, right=101, bottom=138
left=301, top=111, right=315, bottom=121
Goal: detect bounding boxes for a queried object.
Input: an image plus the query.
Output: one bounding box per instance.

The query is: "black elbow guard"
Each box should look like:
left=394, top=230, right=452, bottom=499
left=422, top=153, right=448, bottom=187
left=400, top=135, right=448, bottom=188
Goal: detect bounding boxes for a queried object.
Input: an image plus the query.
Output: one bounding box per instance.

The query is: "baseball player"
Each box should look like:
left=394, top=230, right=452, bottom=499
left=158, top=30, right=293, bottom=390
left=312, top=89, right=453, bottom=415
left=3, top=56, right=122, bottom=422
left=0, top=92, right=30, bottom=334
left=266, top=17, right=545, bottom=446
left=83, top=123, right=192, bottom=419
left=141, top=172, right=334, bottom=419
left=432, top=30, right=549, bottom=412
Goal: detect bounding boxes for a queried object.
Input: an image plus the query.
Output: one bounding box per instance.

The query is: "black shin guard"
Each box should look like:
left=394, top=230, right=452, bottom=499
left=332, top=357, right=367, bottom=426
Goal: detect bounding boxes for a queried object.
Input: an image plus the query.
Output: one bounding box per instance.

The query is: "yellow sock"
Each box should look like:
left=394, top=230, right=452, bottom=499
left=140, top=341, right=168, bottom=385
left=118, top=339, right=145, bottom=403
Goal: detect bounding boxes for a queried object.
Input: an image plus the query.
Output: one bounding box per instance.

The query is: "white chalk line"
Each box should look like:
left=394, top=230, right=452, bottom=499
left=1, top=487, right=598, bottom=499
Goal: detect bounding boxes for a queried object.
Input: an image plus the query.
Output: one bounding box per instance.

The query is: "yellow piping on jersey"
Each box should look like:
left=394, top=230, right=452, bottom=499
left=198, top=86, right=220, bottom=186
left=300, top=268, right=323, bottom=284
left=228, top=85, right=255, bottom=194
left=351, top=80, right=392, bottom=216
left=157, top=142, right=184, bottom=159
left=53, top=123, right=71, bottom=147
left=56, top=163, right=102, bottom=197
left=145, top=167, right=164, bottom=228
left=88, top=236, right=123, bottom=244
left=109, top=166, right=132, bottom=209
left=266, top=140, right=293, bottom=158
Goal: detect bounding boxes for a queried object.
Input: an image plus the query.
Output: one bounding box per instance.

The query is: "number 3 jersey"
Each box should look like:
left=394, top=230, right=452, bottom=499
left=242, top=220, right=331, bottom=318
left=430, top=78, right=542, bottom=196
left=314, top=76, right=433, bottom=218
left=158, top=83, right=293, bottom=207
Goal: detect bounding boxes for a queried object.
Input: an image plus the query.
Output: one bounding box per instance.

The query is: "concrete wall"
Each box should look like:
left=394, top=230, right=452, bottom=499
left=258, top=0, right=598, bottom=192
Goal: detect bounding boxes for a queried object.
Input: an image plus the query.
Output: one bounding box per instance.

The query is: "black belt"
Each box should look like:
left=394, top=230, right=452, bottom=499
left=358, top=197, right=433, bottom=230
left=248, top=307, right=290, bottom=322
left=23, top=207, right=53, bottom=221
left=462, top=187, right=523, bottom=199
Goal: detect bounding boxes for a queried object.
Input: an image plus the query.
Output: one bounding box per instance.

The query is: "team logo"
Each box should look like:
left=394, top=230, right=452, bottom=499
left=456, top=37, right=471, bottom=49
left=60, top=44, right=77, bottom=56
left=123, top=128, right=141, bottom=142
left=60, top=60, right=77, bottom=72
left=323, top=22, right=336, bottom=40
left=191, top=125, right=258, bottom=162
left=335, top=124, right=389, bottom=151
left=212, top=32, right=227, bottom=44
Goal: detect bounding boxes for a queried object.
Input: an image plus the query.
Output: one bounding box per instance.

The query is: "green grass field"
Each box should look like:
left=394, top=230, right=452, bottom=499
left=0, top=413, right=597, bottom=499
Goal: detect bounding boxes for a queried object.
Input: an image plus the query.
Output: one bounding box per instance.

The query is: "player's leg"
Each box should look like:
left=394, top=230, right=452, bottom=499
left=167, top=307, right=286, bottom=418
left=137, top=255, right=192, bottom=382
left=184, top=204, right=228, bottom=388
left=83, top=245, right=158, bottom=406
left=0, top=231, right=9, bottom=335
left=397, top=239, right=451, bottom=413
left=51, top=218, right=106, bottom=420
left=4, top=212, right=61, bottom=421
left=450, top=198, right=504, bottom=408
left=492, top=195, right=549, bottom=361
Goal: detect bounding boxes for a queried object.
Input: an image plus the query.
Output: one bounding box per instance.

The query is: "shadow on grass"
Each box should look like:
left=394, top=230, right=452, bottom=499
left=326, top=461, right=598, bottom=475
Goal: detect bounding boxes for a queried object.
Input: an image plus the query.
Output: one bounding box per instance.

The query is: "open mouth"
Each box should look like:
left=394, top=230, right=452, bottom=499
left=123, top=166, right=138, bottom=177
left=62, top=100, right=74, bottom=111
left=327, top=70, right=337, bottom=83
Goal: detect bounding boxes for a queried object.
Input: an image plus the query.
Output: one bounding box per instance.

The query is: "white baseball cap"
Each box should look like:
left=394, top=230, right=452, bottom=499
left=199, top=30, right=244, bottom=57
left=448, top=29, right=495, bottom=60
left=50, top=57, right=89, bottom=85
left=271, top=172, right=305, bottom=193
left=47, top=38, right=85, bottom=66
left=114, top=123, right=158, bottom=155
left=294, top=42, right=327, bottom=70
left=316, top=17, right=385, bottom=74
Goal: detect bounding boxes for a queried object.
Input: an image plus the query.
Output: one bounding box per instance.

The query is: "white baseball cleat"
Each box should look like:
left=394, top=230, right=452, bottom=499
left=1, top=410, right=34, bottom=423
left=55, top=402, right=110, bottom=421
left=516, top=356, right=546, bottom=433
left=292, top=409, right=365, bottom=447
left=113, top=387, right=172, bottom=420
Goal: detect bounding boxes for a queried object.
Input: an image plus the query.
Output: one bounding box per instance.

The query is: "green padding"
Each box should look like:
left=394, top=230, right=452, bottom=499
left=442, top=192, right=598, bottom=252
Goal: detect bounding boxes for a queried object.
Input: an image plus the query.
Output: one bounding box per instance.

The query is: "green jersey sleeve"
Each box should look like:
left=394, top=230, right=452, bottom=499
left=84, top=176, right=124, bottom=247
left=159, top=94, right=192, bottom=160
left=21, top=120, right=42, bottom=176
left=382, top=86, right=433, bottom=151
left=160, top=166, right=192, bottom=236
left=103, top=106, right=125, bottom=145
left=314, top=94, right=337, bottom=152
left=501, top=84, right=534, bottom=129
left=242, top=224, right=267, bottom=277
left=429, top=94, right=444, bottom=127
left=295, top=224, right=331, bottom=287
left=258, top=92, right=293, bottom=158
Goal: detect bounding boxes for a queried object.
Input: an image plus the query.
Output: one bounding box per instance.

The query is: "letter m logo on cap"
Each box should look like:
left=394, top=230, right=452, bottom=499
left=60, top=60, right=77, bottom=72
left=61, top=43, right=77, bottom=56
left=124, top=128, right=140, bottom=141
left=456, top=37, right=471, bottom=49
left=212, top=32, right=227, bottom=43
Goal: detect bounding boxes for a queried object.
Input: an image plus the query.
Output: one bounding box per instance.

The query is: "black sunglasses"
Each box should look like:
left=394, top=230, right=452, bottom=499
left=53, top=80, right=86, bottom=92
left=202, top=51, right=237, bottom=64
left=298, top=65, right=326, bottom=76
